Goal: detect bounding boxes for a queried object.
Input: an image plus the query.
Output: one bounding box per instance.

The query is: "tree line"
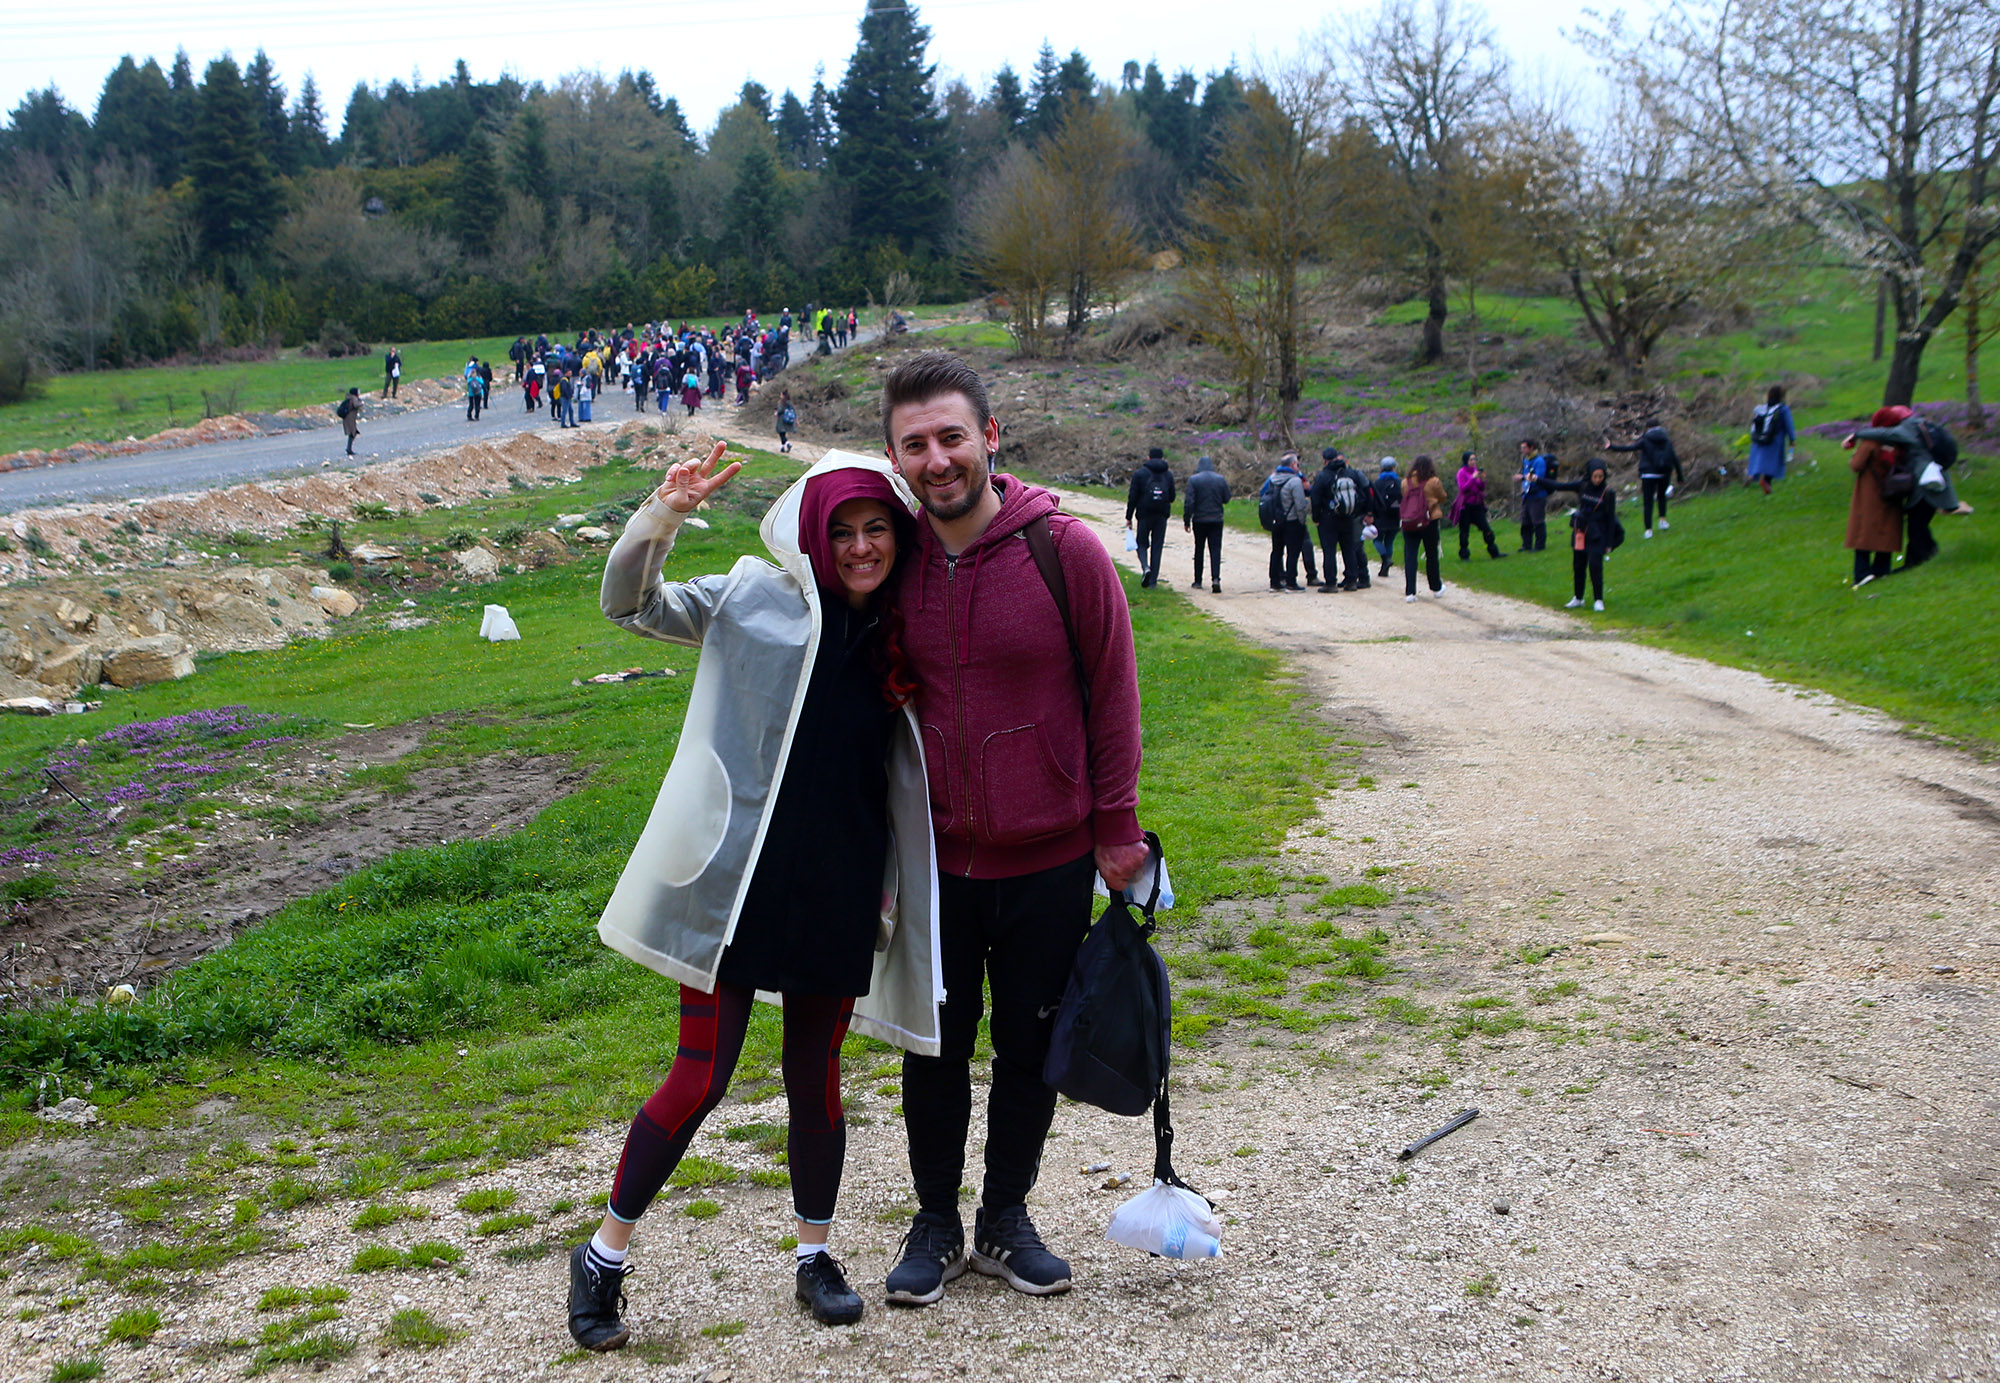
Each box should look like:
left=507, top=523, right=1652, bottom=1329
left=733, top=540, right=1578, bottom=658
left=1, top=0, right=1992, bottom=433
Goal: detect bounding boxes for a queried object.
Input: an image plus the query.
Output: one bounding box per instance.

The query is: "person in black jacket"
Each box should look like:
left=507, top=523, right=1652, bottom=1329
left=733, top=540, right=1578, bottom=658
left=1371, top=459, right=1402, bottom=578
left=1310, top=447, right=1373, bottom=591
left=1125, top=448, right=1176, bottom=588
left=1548, top=459, right=1617, bottom=610
left=1604, top=424, right=1681, bottom=538
left=1182, top=455, right=1231, bottom=591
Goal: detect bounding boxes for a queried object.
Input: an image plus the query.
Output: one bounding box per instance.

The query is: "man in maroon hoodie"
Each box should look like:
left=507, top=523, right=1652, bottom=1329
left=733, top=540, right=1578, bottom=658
left=878, top=351, right=1148, bottom=1307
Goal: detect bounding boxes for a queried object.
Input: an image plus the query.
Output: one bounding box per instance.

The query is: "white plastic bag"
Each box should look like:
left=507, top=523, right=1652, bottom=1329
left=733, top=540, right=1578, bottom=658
left=479, top=604, right=521, bottom=641
left=1361, top=522, right=1378, bottom=542
left=1919, top=460, right=1947, bottom=491
left=1124, top=528, right=1139, bottom=552
left=1095, top=852, right=1174, bottom=909
left=1107, top=1180, right=1223, bottom=1259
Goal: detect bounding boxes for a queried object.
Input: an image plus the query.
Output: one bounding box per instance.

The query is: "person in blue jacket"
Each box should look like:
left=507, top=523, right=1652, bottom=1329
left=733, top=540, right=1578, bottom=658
left=1747, top=386, right=1795, bottom=495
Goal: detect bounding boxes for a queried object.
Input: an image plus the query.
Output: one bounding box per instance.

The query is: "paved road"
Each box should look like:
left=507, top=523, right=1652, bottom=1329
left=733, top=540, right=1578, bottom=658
left=1, top=329, right=891, bottom=514
left=0, top=386, right=661, bottom=513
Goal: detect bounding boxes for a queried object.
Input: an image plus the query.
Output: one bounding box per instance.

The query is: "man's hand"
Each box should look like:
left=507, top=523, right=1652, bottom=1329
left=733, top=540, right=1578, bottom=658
left=1095, top=840, right=1150, bottom=893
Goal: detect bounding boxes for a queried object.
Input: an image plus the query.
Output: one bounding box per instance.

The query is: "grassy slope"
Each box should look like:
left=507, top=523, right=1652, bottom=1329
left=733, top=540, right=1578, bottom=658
left=0, top=437, right=1323, bottom=1163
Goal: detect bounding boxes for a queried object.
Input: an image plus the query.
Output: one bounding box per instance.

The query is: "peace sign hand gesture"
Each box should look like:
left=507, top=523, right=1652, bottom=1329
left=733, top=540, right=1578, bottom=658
left=654, top=441, right=742, bottom=514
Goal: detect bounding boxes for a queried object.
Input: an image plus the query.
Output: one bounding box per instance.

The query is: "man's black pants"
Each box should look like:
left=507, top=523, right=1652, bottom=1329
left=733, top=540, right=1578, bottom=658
left=903, top=852, right=1096, bottom=1217
left=1190, top=521, right=1222, bottom=584
left=1641, top=477, right=1670, bottom=529
left=1519, top=493, right=1547, bottom=550
left=1269, top=520, right=1309, bottom=586
left=1135, top=513, right=1168, bottom=586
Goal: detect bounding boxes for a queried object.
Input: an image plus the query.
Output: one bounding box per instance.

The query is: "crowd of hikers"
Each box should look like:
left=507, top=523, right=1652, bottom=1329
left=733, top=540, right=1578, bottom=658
left=392, top=306, right=864, bottom=434
left=1118, top=396, right=1973, bottom=609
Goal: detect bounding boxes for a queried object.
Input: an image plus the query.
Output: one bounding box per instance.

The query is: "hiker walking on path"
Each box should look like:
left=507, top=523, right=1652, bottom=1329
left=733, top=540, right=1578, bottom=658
left=1846, top=407, right=1975, bottom=571
left=1400, top=455, right=1448, bottom=602
left=1183, top=455, right=1230, bottom=591
left=1451, top=451, right=1505, bottom=561
left=383, top=346, right=402, bottom=399
left=1605, top=423, right=1681, bottom=538
left=1514, top=440, right=1553, bottom=551
left=509, top=337, right=527, bottom=382
left=1264, top=454, right=1312, bottom=591
left=573, top=446, right=941, bottom=1351
left=1125, top=447, right=1176, bottom=588
left=1747, top=386, right=1796, bottom=494
left=336, top=387, right=361, bottom=457
left=463, top=358, right=485, bottom=422
left=1311, top=448, right=1373, bottom=591
left=1372, top=459, right=1402, bottom=577
left=1844, top=405, right=1907, bottom=588
left=1549, top=459, right=1619, bottom=611
left=879, top=351, right=1148, bottom=1310
left=777, top=388, right=797, bottom=453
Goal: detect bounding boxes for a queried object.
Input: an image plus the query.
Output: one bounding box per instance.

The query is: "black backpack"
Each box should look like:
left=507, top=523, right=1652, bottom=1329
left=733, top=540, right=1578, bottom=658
left=1332, top=473, right=1358, bottom=516
left=1751, top=406, right=1780, bottom=447
left=1042, top=832, right=1170, bottom=1118
left=1146, top=472, right=1171, bottom=506
left=1257, top=477, right=1282, bottom=530
left=1915, top=418, right=1959, bottom=469
left=1041, top=834, right=1200, bottom=1193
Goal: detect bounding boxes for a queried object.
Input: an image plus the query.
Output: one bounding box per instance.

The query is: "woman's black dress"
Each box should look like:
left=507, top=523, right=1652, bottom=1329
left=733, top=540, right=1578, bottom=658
left=717, top=598, right=895, bottom=997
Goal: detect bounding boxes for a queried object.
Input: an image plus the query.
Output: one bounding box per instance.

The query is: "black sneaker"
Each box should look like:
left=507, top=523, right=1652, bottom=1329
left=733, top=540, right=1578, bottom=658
left=970, top=1205, right=1071, bottom=1296
left=796, top=1250, right=864, bottom=1326
left=1211, top=582, right=1220, bottom=593
left=884, top=1211, right=967, bottom=1307
left=567, top=1244, right=631, bottom=1351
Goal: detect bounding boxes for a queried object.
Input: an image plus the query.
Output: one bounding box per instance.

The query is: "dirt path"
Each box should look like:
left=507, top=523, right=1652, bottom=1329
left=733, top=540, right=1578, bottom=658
left=6, top=485, right=1997, bottom=1383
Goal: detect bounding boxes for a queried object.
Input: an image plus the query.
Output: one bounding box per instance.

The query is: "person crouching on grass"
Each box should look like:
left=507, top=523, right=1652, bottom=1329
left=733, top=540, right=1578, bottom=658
left=569, top=445, right=943, bottom=1350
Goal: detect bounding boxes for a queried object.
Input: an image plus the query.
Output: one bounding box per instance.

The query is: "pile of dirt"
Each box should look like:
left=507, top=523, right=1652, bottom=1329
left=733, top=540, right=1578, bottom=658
left=1, top=420, right=696, bottom=573
left=0, top=566, right=350, bottom=702
left=0, top=724, right=581, bottom=1005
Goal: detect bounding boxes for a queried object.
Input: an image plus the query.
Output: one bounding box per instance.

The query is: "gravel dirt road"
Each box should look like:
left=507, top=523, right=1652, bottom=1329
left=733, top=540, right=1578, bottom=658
left=5, top=481, right=1996, bottom=1383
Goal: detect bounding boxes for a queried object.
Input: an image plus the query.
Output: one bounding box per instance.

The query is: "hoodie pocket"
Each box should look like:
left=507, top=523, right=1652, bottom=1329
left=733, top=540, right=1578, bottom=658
left=980, top=725, right=1085, bottom=845
left=920, top=722, right=955, bottom=835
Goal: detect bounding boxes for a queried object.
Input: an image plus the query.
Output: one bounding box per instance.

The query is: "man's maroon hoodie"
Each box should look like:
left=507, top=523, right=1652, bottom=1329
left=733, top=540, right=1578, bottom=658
left=897, top=475, right=1142, bottom=879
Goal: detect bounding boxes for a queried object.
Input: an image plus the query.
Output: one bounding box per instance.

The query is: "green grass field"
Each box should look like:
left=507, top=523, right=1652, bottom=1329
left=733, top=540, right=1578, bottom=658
left=1418, top=458, right=1999, bottom=749
left=0, top=435, right=1323, bottom=1161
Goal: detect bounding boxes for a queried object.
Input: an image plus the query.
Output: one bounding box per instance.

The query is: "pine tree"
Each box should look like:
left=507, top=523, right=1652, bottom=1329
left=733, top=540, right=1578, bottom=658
left=506, top=102, right=555, bottom=209
left=244, top=51, right=293, bottom=176
left=168, top=49, right=198, bottom=173
left=807, top=80, right=834, bottom=155
left=341, top=83, right=384, bottom=166
left=93, top=57, right=174, bottom=172
left=1058, top=51, right=1097, bottom=108
left=187, top=56, right=279, bottom=261
left=290, top=75, right=332, bottom=171
left=831, top=0, right=949, bottom=251
left=775, top=90, right=815, bottom=169
left=453, top=129, right=505, bottom=258
left=727, top=143, right=783, bottom=264
left=738, top=82, right=773, bottom=123
left=661, top=98, right=698, bottom=152
left=1136, top=63, right=1198, bottom=176
left=3, top=89, right=89, bottom=169
left=990, top=65, right=1027, bottom=135
left=1029, top=42, right=1063, bottom=135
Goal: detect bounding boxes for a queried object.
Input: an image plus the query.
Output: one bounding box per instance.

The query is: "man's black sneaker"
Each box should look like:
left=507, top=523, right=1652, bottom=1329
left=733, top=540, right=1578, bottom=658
left=884, top=1211, right=967, bottom=1306
left=567, top=1244, right=631, bottom=1351
left=970, top=1205, right=1072, bottom=1296
left=1211, top=582, right=1221, bottom=593
left=796, top=1250, right=864, bottom=1325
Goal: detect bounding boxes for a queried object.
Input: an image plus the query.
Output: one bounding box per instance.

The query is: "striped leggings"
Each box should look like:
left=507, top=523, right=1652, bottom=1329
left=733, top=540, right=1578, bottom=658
left=607, top=982, right=853, bottom=1225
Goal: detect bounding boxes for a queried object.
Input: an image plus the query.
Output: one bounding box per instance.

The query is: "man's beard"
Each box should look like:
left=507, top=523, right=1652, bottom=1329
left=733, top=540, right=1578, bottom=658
left=917, top=457, right=992, bottom=522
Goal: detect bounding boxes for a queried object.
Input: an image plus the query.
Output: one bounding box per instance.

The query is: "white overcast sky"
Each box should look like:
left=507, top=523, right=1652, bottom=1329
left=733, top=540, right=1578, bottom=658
left=5, top=0, right=1605, bottom=136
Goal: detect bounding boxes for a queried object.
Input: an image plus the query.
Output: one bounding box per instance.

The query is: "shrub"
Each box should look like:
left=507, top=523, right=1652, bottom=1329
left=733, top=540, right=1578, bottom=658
left=105, top=1307, right=162, bottom=1345
left=352, top=501, right=392, bottom=521
left=445, top=530, right=475, bottom=550
left=315, top=321, right=367, bottom=358
left=324, top=561, right=354, bottom=582
left=495, top=523, right=528, bottom=546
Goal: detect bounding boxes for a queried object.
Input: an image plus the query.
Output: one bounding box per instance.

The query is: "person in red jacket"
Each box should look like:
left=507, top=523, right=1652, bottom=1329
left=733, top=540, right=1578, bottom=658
left=878, top=351, right=1148, bottom=1309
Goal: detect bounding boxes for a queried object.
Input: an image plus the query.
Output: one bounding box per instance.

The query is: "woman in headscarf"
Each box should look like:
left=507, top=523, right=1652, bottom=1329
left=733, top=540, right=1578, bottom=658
left=1842, top=405, right=1907, bottom=588
left=569, top=446, right=941, bottom=1350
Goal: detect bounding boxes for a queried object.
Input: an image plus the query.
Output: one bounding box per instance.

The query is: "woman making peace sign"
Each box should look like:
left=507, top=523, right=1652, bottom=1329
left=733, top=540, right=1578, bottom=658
left=569, top=444, right=942, bottom=1348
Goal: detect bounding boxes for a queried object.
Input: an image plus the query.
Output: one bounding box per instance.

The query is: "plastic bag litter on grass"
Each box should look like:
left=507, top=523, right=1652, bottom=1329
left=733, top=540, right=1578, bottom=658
left=1107, top=1180, right=1223, bottom=1259
left=480, top=604, right=521, bottom=641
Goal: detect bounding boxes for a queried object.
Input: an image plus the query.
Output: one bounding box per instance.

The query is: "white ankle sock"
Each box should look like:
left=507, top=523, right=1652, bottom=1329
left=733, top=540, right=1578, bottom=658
left=796, top=1242, right=828, bottom=1261
left=587, top=1231, right=628, bottom=1268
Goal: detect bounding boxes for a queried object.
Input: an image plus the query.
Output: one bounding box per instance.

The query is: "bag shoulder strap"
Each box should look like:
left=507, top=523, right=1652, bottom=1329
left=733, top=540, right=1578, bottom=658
left=1023, top=515, right=1091, bottom=721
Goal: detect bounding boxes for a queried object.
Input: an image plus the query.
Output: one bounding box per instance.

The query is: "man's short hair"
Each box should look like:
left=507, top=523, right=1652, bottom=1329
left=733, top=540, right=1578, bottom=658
left=881, top=351, right=991, bottom=450
left=1148, top=446, right=1164, bottom=459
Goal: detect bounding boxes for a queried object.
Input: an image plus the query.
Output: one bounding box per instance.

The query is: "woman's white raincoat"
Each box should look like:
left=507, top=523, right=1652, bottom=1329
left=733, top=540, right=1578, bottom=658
left=595, top=451, right=943, bottom=1054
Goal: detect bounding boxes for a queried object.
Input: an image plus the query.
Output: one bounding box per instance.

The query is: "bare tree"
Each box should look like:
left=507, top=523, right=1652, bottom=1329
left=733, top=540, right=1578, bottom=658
left=1511, top=96, right=1763, bottom=381
left=967, top=144, right=1063, bottom=356
left=1039, top=100, right=1144, bottom=344
left=1324, top=0, right=1508, bottom=365
left=1587, top=0, right=2000, bottom=406
left=1181, top=68, right=1340, bottom=444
